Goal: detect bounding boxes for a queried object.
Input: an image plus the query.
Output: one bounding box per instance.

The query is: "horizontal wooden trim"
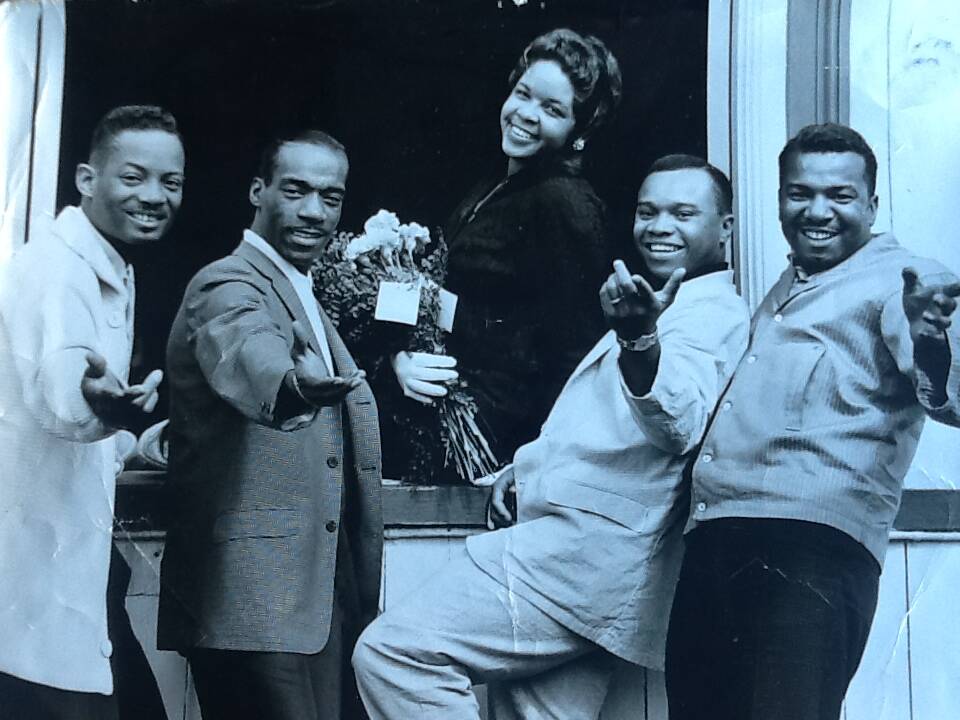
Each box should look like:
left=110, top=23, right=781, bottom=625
left=114, top=472, right=960, bottom=533
left=892, top=490, right=960, bottom=532
left=114, top=471, right=490, bottom=533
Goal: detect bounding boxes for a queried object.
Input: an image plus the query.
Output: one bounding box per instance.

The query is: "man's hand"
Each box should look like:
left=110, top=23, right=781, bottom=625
left=486, top=467, right=517, bottom=530
left=600, top=260, right=685, bottom=339
left=392, top=351, right=458, bottom=404
left=902, top=267, right=960, bottom=346
left=290, top=321, right=365, bottom=407
left=81, top=352, right=163, bottom=429
left=902, top=268, right=960, bottom=404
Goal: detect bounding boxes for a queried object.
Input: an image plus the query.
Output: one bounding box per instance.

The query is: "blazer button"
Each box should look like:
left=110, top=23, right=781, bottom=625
left=100, top=639, right=113, bottom=658
left=326, top=457, right=339, bottom=468
left=325, top=520, right=338, bottom=533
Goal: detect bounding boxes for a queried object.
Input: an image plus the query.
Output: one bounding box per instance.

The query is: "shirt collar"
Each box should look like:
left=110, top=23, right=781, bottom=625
left=684, top=261, right=729, bottom=283
left=57, top=206, right=129, bottom=289
left=787, top=232, right=900, bottom=283
left=242, top=229, right=313, bottom=283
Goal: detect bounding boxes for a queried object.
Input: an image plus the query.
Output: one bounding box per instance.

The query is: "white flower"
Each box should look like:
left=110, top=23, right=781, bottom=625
left=399, top=222, right=431, bottom=254
left=344, top=234, right=379, bottom=260
left=363, top=209, right=401, bottom=251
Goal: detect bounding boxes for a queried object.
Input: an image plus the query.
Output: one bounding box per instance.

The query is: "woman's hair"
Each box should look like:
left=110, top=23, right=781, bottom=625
left=508, top=28, right=623, bottom=150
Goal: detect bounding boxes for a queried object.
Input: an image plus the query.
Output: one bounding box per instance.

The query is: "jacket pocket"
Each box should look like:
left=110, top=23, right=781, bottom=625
left=784, top=343, right=827, bottom=431
left=211, top=508, right=301, bottom=542
left=546, top=481, right=651, bottom=533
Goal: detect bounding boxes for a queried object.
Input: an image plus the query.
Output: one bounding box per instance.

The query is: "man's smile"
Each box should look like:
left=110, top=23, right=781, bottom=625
left=643, top=240, right=685, bottom=256
left=800, top=227, right=839, bottom=242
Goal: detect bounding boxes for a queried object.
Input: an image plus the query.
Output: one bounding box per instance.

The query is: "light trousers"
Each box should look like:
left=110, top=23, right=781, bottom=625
left=353, top=548, right=617, bottom=720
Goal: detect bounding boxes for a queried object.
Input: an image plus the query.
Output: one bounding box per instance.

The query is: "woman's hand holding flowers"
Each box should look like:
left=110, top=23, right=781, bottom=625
left=392, top=351, right=458, bottom=404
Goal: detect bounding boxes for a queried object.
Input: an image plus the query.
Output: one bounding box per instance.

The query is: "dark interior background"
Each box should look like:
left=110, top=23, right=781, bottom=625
left=57, top=0, right=708, bottom=421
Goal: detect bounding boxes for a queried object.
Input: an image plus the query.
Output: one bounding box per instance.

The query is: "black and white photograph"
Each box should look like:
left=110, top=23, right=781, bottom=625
left=1, top=1, right=959, bottom=718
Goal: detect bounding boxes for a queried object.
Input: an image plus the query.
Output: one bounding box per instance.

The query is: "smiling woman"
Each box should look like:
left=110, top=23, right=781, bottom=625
left=376, top=28, right=624, bottom=481
left=500, top=59, right=578, bottom=174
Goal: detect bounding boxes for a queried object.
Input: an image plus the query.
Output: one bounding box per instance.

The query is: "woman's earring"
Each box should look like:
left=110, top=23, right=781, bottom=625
left=572, top=137, right=586, bottom=152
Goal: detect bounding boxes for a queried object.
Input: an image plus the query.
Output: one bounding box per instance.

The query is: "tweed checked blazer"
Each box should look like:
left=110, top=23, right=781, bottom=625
left=157, top=241, right=382, bottom=654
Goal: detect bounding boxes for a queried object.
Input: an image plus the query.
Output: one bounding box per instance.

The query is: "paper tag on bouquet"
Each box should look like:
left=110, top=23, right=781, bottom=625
left=437, top=288, right=458, bottom=332
left=374, top=279, right=423, bottom=326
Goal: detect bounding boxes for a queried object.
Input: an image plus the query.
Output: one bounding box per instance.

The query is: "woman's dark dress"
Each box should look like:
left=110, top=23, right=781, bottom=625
left=374, top=163, right=608, bottom=482
left=444, top=164, right=607, bottom=460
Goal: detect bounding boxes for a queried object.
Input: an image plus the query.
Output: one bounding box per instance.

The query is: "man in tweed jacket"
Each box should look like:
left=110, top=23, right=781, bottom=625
left=157, top=130, right=382, bottom=720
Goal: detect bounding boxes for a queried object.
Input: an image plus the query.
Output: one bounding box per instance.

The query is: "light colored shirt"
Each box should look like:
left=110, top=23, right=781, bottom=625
left=0, top=205, right=134, bottom=693
left=467, top=269, right=750, bottom=668
left=242, top=230, right=334, bottom=375
left=689, top=233, right=960, bottom=565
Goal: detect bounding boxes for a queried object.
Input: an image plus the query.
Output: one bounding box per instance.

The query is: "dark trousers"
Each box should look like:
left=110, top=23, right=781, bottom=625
left=187, top=588, right=364, bottom=720
left=0, top=544, right=167, bottom=720
left=665, top=518, right=881, bottom=720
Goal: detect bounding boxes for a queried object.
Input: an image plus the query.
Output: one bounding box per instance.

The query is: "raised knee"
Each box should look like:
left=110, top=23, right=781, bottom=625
left=352, top=622, right=385, bottom=678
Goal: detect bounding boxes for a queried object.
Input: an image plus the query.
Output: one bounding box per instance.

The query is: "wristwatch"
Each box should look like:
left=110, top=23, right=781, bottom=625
left=617, top=329, right=659, bottom=352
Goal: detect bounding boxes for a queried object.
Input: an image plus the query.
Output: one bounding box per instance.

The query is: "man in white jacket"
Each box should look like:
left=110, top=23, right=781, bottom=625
left=0, top=105, right=184, bottom=719
left=352, top=154, right=751, bottom=719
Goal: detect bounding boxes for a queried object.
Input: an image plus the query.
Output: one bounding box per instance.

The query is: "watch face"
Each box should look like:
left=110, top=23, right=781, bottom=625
left=618, top=331, right=658, bottom=352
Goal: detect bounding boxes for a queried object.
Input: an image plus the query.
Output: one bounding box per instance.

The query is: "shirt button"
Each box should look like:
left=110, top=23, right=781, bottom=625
left=774, top=313, right=783, bottom=322
left=325, top=520, right=338, bottom=533
left=701, top=454, right=713, bottom=463
left=326, top=457, right=339, bottom=468
left=100, top=639, right=113, bottom=658
left=722, top=401, right=732, bottom=411
left=695, top=502, right=707, bottom=513
left=746, top=355, right=757, bottom=364
left=108, top=312, right=123, bottom=328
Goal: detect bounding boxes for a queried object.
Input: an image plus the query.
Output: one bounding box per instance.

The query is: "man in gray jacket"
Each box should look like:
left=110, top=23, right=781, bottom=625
left=158, top=130, right=382, bottom=720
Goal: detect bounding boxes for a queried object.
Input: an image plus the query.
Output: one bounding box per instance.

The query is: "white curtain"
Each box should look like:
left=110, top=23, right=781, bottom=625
left=0, top=0, right=65, bottom=266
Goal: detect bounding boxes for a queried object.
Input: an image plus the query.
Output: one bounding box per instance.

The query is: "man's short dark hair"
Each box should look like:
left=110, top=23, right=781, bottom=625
left=256, top=130, right=348, bottom=185
left=645, top=154, right=733, bottom=215
left=778, top=123, right=878, bottom=195
left=89, top=105, right=181, bottom=166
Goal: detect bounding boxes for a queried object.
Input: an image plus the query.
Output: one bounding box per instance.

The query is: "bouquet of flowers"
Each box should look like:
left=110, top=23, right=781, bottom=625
left=313, top=210, right=499, bottom=484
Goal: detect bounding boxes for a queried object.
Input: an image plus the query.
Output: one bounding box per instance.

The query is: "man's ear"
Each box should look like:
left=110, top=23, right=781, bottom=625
left=75, top=163, right=97, bottom=200
left=249, top=177, right=265, bottom=208
left=720, top=213, right=735, bottom=244
left=867, top=193, right=879, bottom=227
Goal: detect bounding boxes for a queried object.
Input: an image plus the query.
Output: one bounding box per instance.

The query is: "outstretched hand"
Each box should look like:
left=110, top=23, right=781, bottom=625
left=902, top=267, right=960, bottom=346
left=599, top=260, right=685, bottom=339
left=81, top=352, right=163, bottom=429
left=290, top=321, right=364, bottom=407
left=902, top=268, right=960, bottom=404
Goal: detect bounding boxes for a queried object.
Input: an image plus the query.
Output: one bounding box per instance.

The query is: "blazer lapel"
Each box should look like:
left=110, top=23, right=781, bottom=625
left=321, top=310, right=357, bottom=377
left=234, top=242, right=326, bottom=361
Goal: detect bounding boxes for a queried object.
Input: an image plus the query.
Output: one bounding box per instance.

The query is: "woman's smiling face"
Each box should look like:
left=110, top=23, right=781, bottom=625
left=500, top=60, right=577, bottom=173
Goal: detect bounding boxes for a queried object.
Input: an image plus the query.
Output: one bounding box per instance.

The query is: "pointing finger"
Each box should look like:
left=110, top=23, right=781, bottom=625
left=612, top=260, right=638, bottom=295
left=140, top=369, right=164, bottom=392
left=942, top=282, right=960, bottom=298
left=659, top=268, right=687, bottom=307
left=902, top=267, right=920, bottom=295
left=140, top=390, right=160, bottom=413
